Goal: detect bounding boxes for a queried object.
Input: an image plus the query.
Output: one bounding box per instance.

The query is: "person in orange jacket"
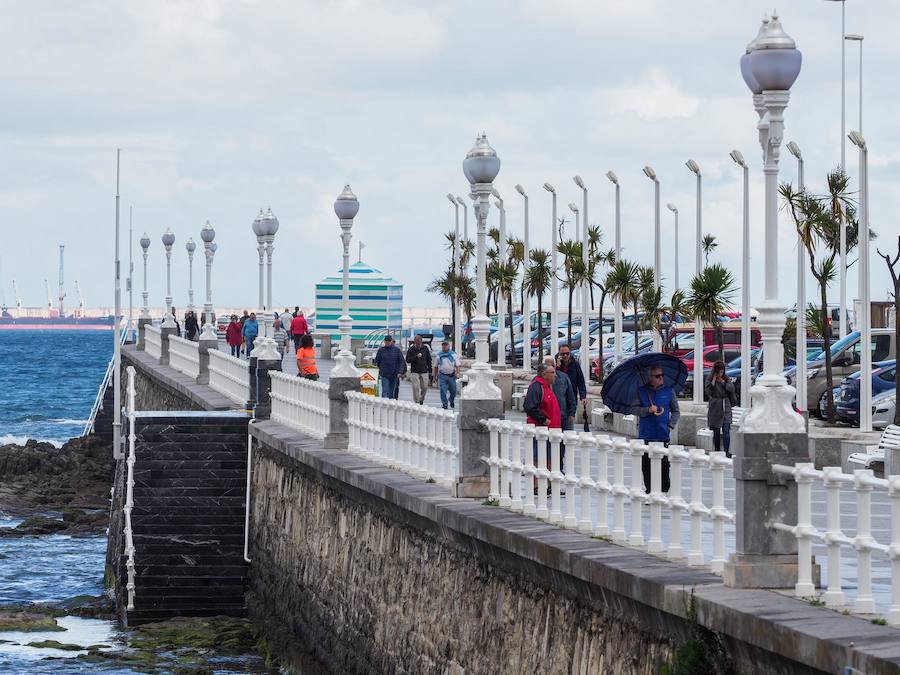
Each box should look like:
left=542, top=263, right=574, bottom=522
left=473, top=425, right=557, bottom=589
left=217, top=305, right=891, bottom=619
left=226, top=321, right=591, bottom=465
left=296, top=333, right=318, bottom=380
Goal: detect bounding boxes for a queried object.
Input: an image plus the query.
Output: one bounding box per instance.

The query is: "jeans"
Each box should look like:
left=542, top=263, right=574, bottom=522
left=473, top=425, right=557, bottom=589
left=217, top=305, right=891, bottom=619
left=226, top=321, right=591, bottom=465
left=245, top=336, right=256, bottom=358
left=292, top=334, right=302, bottom=352
left=712, top=424, right=731, bottom=455
left=230, top=344, right=240, bottom=357
left=438, top=373, right=457, bottom=408
left=380, top=376, right=399, bottom=399
left=408, top=372, right=429, bottom=404
left=641, top=440, right=670, bottom=494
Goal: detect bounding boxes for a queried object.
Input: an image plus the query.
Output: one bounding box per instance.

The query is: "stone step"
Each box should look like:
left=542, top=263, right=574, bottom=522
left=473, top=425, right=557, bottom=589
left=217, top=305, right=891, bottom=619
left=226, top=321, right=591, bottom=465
left=132, top=478, right=248, bottom=489
left=132, top=594, right=246, bottom=609
left=131, top=505, right=247, bottom=517
left=130, top=513, right=246, bottom=525
left=131, top=493, right=247, bottom=506
left=132, top=525, right=245, bottom=538
left=137, top=579, right=247, bottom=593
left=134, top=554, right=248, bottom=568
left=132, top=451, right=248, bottom=462
left=134, top=563, right=248, bottom=577
left=126, top=605, right=247, bottom=625
left=133, top=469, right=247, bottom=482
left=135, top=430, right=249, bottom=443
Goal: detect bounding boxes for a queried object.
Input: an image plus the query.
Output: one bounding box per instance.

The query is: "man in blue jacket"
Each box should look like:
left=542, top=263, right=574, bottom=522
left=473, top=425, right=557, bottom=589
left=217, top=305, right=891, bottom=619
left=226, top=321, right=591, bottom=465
left=630, top=365, right=680, bottom=494
left=556, top=344, right=587, bottom=428
left=242, top=312, right=259, bottom=359
left=374, top=335, right=406, bottom=399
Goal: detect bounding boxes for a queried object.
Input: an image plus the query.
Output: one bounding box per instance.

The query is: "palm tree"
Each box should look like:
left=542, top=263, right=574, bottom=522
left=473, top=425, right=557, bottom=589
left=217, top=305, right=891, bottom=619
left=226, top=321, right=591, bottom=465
left=427, top=267, right=457, bottom=346
left=524, top=248, right=552, bottom=362
left=641, top=283, right=669, bottom=350
left=494, top=260, right=519, bottom=367
left=667, top=289, right=690, bottom=348
left=607, top=259, right=641, bottom=348
left=557, top=238, right=582, bottom=345
left=687, top=264, right=736, bottom=361
left=507, top=237, right=525, bottom=313
left=701, top=234, right=718, bottom=267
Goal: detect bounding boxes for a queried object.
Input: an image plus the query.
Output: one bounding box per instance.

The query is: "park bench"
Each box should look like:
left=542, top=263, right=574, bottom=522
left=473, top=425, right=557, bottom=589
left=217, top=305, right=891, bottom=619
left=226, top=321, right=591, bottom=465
left=847, top=424, right=900, bottom=471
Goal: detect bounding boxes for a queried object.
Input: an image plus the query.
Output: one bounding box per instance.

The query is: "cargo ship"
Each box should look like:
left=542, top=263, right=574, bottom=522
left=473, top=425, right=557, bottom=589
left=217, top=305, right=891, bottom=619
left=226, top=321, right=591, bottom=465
left=0, top=306, right=114, bottom=330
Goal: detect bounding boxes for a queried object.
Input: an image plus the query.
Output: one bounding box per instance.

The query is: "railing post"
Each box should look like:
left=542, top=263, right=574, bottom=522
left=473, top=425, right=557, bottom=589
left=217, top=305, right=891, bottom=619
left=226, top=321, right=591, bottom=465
left=594, top=435, right=611, bottom=537
left=724, top=425, right=813, bottom=589
left=628, top=440, right=645, bottom=547
left=578, top=432, right=597, bottom=534
left=611, top=437, right=628, bottom=543
left=647, top=442, right=666, bottom=553
left=196, top=333, right=217, bottom=385
left=326, top=351, right=361, bottom=449
left=522, top=424, right=537, bottom=517
left=888, top=475, right=900, bottom=626
left=137, top=316, right=152, bottom=351
left=159, top=324, right=175, bottom=365
left=455, top=380, right=504, bottom=499
left=822, top=466, right=846, bottom=608
left=534, top=426, right=550, bottom=519
left=792, top=462, right=816, bottom=596
left=667, top=446, right=687, bottom=561
left=252, top=341, right=282, bottom=420
left=853, top=469, right=876, bottom=614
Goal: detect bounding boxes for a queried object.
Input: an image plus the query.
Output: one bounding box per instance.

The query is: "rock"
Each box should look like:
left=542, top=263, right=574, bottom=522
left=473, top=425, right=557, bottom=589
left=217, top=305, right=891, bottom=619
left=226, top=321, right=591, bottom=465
left=49, top=594, right=116, bottom=620
left=26, top=640, right=85, bottom=651
left=0, top=605, right=65, bottom=632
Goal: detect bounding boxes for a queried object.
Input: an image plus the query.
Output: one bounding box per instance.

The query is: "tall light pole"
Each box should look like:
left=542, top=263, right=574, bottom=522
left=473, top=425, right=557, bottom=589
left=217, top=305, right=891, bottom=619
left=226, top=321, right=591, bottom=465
left=542, top=183, right=559, bottom=352
left=787, top=141, right=808, bottom=416
left=849, top=131, right=870, bottom=431
left=492, top=189, right=507, bottom=368
left=573, top=176, right=590, bottom=379
left=741, top=12, right=804, bottom=434
left=685, top=159, right=703, bottom=403
left=845, top=33, right=863, bottom=132
left=730, top=150, right=751, bottom=408
left=185, top=238, right=196, bottom=312
left=666, top=203, right=679, bottom=293
left=127, top=207, right=133, bottom=337
left=113, top=149, right=122, bottom=460
left=200, top=221, right=217, bottom=340
left=606, top=171, right=623, bottom=365
left=643, top=166, right=662, bottom=351
left=568, top=200, right=581, bottom=321
left=252, top=210, right=265, bottom=310
left=447, top=193, right=462, bottom=351
left=456, top=196, right=468, bottom=242
left=333, top=185, right=360, bottom=377
left=262, top=208, right=278, bottom=314
left=161, top=228, right=176, bottom=328
left=462, top=133, right=502, bottom=399
left=515, top=184, right=531, bottom=372
left=139, top=233, right=150, bottom=319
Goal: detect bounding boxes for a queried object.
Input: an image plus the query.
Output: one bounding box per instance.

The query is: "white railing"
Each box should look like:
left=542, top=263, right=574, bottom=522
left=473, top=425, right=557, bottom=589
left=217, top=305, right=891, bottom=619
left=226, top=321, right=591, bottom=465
left=168, top=335, right=200, bottom=380
left=482, top=422, right=734, bottom=572
left=270, top=371, right=330, bottom=439
left=124, top=366, right=137, bottom=610
left=84, top=328, right=128, bottom=436
left=772, top=463, right=900, bottom=624
left=144, top=324, right=163, bottom=361
left=346, top=392, right=458, bottom=487
left=208, top=349, right=250, bottom=405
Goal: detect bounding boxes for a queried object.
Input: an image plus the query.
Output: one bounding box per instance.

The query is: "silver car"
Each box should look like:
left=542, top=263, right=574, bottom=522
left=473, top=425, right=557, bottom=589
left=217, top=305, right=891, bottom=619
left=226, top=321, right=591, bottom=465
left=872, top=390, right=897, bottom=430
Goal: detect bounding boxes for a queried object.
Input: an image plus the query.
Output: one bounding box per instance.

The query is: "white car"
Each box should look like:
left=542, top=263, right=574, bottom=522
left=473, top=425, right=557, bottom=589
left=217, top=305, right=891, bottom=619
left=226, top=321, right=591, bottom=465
left=873, top=390, right=897, bottom=430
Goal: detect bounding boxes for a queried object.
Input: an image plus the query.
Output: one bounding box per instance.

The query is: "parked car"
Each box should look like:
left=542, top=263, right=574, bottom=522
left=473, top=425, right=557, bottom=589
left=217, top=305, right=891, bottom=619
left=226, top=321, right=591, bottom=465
left=872, top=390, right=897, bottom=430
left=682, top=348, right=760, bottom=401
left=593, top=335, right=655, bottom=381
left=784, top=329, right=896, bottom=417
left=835, top=361, right=896, bottom=424
left=680, top=345, right=742, bottom=373
left=665, top=322, right=762, bottom=358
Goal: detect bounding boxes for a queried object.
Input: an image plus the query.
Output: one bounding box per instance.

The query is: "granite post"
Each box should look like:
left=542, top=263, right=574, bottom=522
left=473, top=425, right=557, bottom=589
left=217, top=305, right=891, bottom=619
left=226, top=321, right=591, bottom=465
left=137, top=317, right=152, bottom=351
left=247, top=356, right=258, bottom=412
left=325, top=375, right=359, bottom=449
left=196, top=335, right=217, bottom=385
left=159, top=325, right=176, bottom=365
left=253, top=340, right=282, bottom=420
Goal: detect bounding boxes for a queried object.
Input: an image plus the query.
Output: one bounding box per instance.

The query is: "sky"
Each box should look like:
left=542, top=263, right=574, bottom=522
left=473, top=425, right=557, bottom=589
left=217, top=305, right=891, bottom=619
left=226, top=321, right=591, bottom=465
left=1, top=0, right=897, bottom=315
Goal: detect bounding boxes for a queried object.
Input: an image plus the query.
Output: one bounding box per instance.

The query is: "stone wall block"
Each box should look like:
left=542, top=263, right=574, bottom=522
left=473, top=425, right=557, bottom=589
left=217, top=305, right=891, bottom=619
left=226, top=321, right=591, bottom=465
left=455, top=397, right=504, bottom=498
left=325, top=376, right=360, bottom=449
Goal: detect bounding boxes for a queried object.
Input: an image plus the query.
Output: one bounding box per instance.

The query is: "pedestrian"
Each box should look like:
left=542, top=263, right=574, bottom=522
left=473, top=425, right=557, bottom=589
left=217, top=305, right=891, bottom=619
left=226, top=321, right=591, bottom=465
left=705, top=360, right=737, bottom=457
left=184, top=310, right=199, bottom=341
left=630, top=365, right=680, bottom=494
left=225, top=315, right=242, bottom=357
left=240, top=309, right=249, bottom=326
left=242, top=312, right=259, bottom=358
left=374, top=335, right=405, bottom=399
left=544, top=355, right=576, bottom=431
left=524, top=363, right=563, bottom=485
left=290, top=311, right=309, bottom=352
left=556, top=344, right=588, bottom=428
left=170, top=307, right=181, bottom=336
left=293, top=306, right=300, bottom=318
left=296, top=333, right=319, bottom=380
left=281, top=310, right=292, bottom=352
left=432, top=341, right=459, bottom=409
left=405, top=335, right=432, bottom=405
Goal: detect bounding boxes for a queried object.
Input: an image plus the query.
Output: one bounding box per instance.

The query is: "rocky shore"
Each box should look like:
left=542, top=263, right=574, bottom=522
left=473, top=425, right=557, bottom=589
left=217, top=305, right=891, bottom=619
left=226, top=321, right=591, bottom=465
left=0, top=434, right=114, bottom=537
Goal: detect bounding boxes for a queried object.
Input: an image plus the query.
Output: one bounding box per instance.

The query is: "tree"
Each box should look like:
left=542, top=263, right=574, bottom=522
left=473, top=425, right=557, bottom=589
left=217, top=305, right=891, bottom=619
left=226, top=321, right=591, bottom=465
left=701, top=234, right=718, bottom=267
left=687, top=264, right=736, bottom=362
left=877, top=235, right=900, bottom=424
left=494, top=260, right=519, bottom=368
left=507, top=237, right=525, bottom=313
left=557, top=237, right=583, bottom=346
left=524, top=248, right=552, bottom=363
left=607, top=260, right=642, bottom=349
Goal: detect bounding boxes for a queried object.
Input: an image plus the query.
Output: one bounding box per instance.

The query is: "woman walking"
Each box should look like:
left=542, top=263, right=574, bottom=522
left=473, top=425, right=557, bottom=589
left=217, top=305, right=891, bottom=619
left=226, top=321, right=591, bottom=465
left=296, top=333, right=319, bottom=380
left=705, top=360, right=737, bottom=457
left=225, top=315, right=243, bottom=358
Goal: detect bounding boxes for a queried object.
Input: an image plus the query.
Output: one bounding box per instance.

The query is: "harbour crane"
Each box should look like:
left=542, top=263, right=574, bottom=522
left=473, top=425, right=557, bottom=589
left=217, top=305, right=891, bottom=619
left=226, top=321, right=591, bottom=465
left=12, top=279, right=22, bottom=317
left=74, top=280, right=85, bottom=318
left=58, top=244, right=66, bottom=318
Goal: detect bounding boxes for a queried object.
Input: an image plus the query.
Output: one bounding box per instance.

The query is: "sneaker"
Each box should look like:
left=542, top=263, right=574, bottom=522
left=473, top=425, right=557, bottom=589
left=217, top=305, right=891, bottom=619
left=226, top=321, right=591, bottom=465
left=442, top=405, right=448, bottom=410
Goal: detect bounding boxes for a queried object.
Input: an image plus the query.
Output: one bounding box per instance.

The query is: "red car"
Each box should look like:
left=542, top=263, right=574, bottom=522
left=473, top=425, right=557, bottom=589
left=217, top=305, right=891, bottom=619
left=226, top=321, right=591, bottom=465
left=681, top=345, right=742, bottom=372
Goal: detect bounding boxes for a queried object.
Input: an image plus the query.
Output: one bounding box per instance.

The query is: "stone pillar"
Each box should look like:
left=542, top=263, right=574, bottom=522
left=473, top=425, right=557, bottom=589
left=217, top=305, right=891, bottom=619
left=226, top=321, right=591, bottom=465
left=137, top=317, right=152, bottom=351
left=455, top=366, right=505, bottom=498
left=325, top=376, right=360, bottom=449
left=247, top=356, right=258, bottom=412
left=196, top=336, right=217, bottom=385
left=159, top=325, right=176, bottom=365
left=254, top=354, right=282, bottom=421
left=724, top=429, right=816, bottom=588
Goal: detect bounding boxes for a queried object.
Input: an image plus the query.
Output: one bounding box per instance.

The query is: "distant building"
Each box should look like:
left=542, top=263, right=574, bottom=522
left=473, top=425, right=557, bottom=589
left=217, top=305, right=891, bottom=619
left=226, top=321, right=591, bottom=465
left=314, top=260, right=402, bottom=342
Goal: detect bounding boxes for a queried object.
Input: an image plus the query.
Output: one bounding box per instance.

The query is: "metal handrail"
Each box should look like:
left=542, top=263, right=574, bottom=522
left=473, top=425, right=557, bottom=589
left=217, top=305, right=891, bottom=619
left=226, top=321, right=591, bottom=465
left=84, top=327, right=128, bottom=437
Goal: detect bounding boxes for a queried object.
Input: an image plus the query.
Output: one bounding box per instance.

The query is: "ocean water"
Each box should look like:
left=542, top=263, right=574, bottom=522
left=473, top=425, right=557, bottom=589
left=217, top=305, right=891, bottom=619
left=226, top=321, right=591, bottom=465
left=0, top=330, right=112, bottom=447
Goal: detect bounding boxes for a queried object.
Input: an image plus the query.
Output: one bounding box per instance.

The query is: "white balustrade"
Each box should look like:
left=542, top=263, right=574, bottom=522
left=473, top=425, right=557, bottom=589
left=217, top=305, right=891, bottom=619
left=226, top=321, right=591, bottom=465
left=124, top=366, right=137, bottom=610
left=772, top=462, right=900, bottom=624
left=481, top=422, right=734, bottom=573
left=346, top=392, right=457, bottom=487
left=168, top=335, right=200, bottom=379
left=208, top=349, right=250, bottom=405
left=270, top=371, right=329, bottom=439
left=144, top=324, right=163, bottom=360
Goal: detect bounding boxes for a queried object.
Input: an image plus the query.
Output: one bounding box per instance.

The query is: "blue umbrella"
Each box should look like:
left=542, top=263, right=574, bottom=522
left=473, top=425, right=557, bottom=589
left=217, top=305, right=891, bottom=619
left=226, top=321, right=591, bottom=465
left=601, top=352, right=688, bottom=415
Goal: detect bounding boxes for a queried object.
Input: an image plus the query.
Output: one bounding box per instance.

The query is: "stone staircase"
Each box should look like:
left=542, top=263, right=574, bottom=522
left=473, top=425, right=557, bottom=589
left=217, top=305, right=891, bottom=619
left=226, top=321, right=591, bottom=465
left=123, top=411, right=251, bottom=625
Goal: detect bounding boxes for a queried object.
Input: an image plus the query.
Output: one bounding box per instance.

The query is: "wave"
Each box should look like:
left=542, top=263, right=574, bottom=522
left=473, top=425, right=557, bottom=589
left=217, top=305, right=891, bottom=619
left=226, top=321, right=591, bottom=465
left=49, top=418, right=89, bottom=426
left=0, top=434, right=64, bottom=449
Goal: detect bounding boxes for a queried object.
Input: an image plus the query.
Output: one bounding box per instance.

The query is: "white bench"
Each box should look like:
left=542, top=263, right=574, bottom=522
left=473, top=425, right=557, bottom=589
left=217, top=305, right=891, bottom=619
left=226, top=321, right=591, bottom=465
left=848, top=424, right=900, bottom=470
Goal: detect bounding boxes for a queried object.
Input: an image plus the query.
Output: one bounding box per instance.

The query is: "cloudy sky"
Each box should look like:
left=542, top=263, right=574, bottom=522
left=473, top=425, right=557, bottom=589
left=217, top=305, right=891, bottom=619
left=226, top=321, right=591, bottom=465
left=2, top=0, right=897, bottom=315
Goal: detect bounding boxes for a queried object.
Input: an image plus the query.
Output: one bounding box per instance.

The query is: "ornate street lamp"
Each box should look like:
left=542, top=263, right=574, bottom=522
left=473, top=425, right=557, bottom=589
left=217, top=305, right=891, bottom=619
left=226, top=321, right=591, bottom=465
left=573, top=176, right=590, bottom=378
left=252, top=210, right=265, bottom=310
left=742, top=12, right=804, bottom=433
left=161, top=228, right=176, bottom=328
left=200, top=221, right=217, bottom=340
left=260, top=208, right=279, bottom=311
left=185, top=238, right=196, bottom=311
left=333, top=185, right=360, bottom=377
left=139, top=232, right=151, bottom=319
left=606, top=171, right=623, bottom=365
left=462, top=133, right=502, bottom=399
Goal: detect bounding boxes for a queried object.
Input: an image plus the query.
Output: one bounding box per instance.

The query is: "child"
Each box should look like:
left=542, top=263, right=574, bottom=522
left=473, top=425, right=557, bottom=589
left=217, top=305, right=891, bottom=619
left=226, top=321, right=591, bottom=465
left=296, top=333, right=319, bottom=380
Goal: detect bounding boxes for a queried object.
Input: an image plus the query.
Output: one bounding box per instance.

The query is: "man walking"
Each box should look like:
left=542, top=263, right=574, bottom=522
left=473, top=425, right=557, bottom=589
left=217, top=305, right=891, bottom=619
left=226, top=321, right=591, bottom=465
left=242, top=312, right=259, bottom=358
left=405, top=335, right=432, bottom=405
left=630, top=365, right=680, bottom=493
left=543, top=355, right=576, bottom=431
left=374, top=335, right=405, bottom=399
left=433, top=341, right=459, bottom=409
left=556, top=343, right=587, bottom=428
left=290, top=311, right=309, bottom=352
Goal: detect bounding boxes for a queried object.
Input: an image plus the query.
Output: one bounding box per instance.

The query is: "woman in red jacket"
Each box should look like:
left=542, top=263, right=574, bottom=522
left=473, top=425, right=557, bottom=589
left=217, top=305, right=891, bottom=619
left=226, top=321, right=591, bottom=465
left=225, top=315, right=243, bottom=357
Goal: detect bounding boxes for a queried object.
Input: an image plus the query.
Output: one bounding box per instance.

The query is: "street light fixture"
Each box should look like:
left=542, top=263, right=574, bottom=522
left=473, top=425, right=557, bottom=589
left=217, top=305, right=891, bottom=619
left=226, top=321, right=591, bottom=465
left=161, top=228, right=176, bottom=328
left=200, top=221, right=217, bottom=340
left=848, top=130, right=871, bottom=432
left=666, top=203, right=679, bottom=293
left=492, top=188, right=507, bottom=368
left=606, top=171, right=623, bottom=365
left=542, top=182, right=559, bottom=353
left=139, top=233, right=151, bottom=319
left=185, top=238, right=196, bottom=312
left=516, top=183, right=531, bottom=372
left=333, top=185, right=360, bottom=377
left=729, top=149, right=751, bottom=408
left=643, top=165, right=661, bottom=351
left=573, top=176, right=589, bottom=378
left=787, top=140, right=808, bottom=415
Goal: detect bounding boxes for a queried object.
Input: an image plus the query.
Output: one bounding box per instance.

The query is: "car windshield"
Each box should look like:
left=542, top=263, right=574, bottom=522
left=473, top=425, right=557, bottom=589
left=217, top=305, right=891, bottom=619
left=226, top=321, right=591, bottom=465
left=807, top=331, right=860, bottom=361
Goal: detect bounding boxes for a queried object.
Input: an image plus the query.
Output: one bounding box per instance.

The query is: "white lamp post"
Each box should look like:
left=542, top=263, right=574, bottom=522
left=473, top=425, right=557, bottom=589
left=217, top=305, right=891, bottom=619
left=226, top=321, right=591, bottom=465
left=787, top=141, right=808, bottom=415
left=492, top=189, right=507, bottom=368
left=573, top=176, right=590, bottom=379
left=515, top=183, right=531, bottom=373
left=447, top=193, right=462, bottom=352
left=185, top=238, right=196, bottom=311
left=252, top=210, right=265, bottom=310
left=742, top=12, right=804, bottom=434
left=849, top=130, right=871, bottom=431
left=642, top=166, right=662, bottom=352
left=730, top=150, right=751, bottom=407
left=456, top=196, right=468, bottom=242
left=542, top=182, right=559, bottom=355
left=161, top=228, right=176, bottom=328
left=606, top=171, right=623, bottom=365
left=200, top=221, right=217, bottom=340
left=666, top=203, right=679, bottom=293
left=262, top=208, right=279, bottom=312
left=685, top=160, right=703, bottom=402
left=462, top=133, right=502, bottom=400
left=333, top=185, right=360, bottom=377
left=139, top=233, right=151, bottom=319
left=845, top=34, right=863, bottom=132
left=568, top=200, right=581, bottom=326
